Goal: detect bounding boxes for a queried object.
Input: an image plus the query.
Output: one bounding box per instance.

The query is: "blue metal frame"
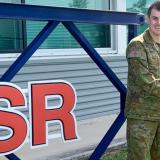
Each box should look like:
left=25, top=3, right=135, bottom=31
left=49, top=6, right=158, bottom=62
left=0, top=3, right=144, bottom=25
left=0, top=3, right=144, bottom=160
left=63, top=21, right=128, bottom=160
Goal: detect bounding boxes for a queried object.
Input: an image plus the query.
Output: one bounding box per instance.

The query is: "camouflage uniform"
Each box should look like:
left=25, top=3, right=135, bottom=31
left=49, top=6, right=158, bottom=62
left=126, top=28, right=160, bottom=160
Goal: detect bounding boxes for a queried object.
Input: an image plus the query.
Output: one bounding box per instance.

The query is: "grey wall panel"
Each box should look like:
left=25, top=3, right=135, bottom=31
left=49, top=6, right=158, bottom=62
left=0, top=55, right=128, bottom=134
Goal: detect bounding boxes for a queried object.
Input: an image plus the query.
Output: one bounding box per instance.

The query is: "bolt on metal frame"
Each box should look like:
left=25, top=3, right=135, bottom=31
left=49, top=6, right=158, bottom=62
left=0, top=3, right=144, bottom=160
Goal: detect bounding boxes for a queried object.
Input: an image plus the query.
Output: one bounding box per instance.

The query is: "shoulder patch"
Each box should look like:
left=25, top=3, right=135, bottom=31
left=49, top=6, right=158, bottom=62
left=127, top=46, right=142, bottom=58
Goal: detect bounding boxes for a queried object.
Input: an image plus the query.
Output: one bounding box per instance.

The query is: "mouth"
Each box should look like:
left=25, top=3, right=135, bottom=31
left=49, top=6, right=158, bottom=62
left=155, top=27, right=160, bottom=30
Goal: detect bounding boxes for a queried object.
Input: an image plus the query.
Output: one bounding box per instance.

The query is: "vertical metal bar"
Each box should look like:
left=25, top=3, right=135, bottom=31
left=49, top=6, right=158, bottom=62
left=0, top=21, right=59, bottom=82
left=89, top=24, right=138, bottom=160
left=128, top=25, right=138, bottom=42
left=63, top=21, right=126, bottom=95
left=120, top=93, right=126, bottom=112
left=22, top=20, right=27, bottom=49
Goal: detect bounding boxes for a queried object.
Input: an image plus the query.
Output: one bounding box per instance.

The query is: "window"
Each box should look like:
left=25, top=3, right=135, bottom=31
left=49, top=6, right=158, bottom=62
left=127, top=0, right=153, bottom=34
left=0, top=0, right=24, bottom=52
left=0, top=0, right=114, bottom=53
left=25, top=0, right=111, bottom=50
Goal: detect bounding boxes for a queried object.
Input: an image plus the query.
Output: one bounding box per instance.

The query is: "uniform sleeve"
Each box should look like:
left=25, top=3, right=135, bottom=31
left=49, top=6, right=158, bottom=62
left=127, top=41, right=160, bottom=97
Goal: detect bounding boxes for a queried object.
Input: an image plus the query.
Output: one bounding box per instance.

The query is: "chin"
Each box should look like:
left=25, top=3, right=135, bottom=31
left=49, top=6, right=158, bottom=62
left=153, top=30, right=160, bottom=36
left=155, top=32, right=160, bottom=36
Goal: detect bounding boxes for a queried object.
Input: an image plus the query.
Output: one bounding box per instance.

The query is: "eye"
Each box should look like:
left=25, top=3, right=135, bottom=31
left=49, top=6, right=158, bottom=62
left=152, top=16, right=158, bottom=20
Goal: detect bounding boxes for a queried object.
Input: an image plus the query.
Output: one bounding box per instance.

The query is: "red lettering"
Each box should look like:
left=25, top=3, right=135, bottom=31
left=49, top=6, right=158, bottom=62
left=29, top=81, right=78, bottom=147
left=0, top=83, right=28, bottom=155
left=0, top=81, right=78, bottom=155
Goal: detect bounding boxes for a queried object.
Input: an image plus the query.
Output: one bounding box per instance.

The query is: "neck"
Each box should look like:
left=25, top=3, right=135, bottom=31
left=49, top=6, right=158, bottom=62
left=149, top=30, right=160, bottom=43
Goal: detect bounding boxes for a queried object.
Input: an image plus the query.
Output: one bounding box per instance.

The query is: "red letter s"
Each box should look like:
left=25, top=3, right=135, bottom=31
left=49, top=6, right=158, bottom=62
left=0, top=82, right=28, bottom=155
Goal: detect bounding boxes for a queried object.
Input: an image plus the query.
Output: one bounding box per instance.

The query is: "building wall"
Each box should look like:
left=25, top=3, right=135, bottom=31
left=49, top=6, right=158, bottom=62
left=0, top=54, right=128, bottom=160
left=0, top=54, right=127, bottom=132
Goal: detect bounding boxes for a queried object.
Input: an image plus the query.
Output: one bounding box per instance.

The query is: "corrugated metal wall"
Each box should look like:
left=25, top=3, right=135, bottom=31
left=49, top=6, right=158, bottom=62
left=0, top=55, right=128, bottom=135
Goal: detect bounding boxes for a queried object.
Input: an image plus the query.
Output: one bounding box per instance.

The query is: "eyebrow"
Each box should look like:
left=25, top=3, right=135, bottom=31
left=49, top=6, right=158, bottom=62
left=151, top=15, right=159, bottom=18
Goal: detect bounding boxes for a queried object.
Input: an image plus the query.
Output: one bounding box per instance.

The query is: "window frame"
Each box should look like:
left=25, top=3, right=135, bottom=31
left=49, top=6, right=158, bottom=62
left=0, top=0, right=127, bottom=57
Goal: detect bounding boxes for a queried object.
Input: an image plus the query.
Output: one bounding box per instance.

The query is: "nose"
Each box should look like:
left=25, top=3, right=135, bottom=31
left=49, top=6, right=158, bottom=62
left=157, top=18, right=160, bottom=24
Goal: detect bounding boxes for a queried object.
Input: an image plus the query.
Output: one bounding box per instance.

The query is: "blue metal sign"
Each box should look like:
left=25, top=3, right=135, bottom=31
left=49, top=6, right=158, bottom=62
left=0, top=3, right=144, bottom=160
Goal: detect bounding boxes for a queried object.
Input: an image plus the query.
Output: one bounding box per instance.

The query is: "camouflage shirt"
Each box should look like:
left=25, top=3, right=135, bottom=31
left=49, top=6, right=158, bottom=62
left=125, top=28, right=160, bottom=120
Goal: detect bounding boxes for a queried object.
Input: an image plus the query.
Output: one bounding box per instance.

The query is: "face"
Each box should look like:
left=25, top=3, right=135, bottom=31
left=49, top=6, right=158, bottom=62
left=147, top=8, right=160, bottom=36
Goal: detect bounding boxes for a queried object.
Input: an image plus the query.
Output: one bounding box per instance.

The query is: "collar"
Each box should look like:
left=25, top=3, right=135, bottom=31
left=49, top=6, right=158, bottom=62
left=143, top=28, right=160, bottom=52
left=143, top=28, right=155, bottom=44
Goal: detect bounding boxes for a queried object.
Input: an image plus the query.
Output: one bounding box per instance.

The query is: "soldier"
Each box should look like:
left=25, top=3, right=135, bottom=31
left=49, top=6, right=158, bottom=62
left=126, top=1, right=160, bottom=160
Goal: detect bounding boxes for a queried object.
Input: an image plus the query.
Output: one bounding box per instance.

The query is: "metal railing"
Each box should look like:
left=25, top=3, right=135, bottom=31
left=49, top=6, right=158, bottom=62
left=0, top=3, right=144, bottom=160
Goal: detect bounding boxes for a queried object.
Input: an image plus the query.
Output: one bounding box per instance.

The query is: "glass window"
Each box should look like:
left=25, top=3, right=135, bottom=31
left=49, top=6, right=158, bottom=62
left=127, top=0, right=153, bottom=34
left=0, top=0, right=23, bottom=52
left=25, top=0, right=111, bottom=49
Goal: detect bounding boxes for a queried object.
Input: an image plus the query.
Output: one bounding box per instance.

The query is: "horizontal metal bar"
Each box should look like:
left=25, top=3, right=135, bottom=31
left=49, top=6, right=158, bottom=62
left=0, top=3, right=144, bottom=25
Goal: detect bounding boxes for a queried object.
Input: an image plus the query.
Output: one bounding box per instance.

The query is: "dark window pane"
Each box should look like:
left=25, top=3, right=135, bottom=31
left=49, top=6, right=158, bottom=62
left=0, top=0, right=23, bottom=52
left=0, top=20, right=23, bottom=52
